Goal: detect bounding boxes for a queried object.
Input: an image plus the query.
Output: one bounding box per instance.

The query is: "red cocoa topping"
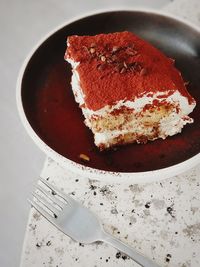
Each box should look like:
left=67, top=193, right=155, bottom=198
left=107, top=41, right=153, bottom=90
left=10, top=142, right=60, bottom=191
left=65, top=31, right=195, bottom=111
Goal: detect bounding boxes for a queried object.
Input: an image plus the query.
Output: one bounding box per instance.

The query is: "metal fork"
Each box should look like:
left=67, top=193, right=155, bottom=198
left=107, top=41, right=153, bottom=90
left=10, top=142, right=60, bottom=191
left=29, top=178, right=160, bottom=267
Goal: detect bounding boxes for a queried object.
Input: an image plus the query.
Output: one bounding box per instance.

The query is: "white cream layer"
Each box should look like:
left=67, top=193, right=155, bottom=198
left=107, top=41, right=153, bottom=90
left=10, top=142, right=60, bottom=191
left=67, top=58, right=196, bottom=147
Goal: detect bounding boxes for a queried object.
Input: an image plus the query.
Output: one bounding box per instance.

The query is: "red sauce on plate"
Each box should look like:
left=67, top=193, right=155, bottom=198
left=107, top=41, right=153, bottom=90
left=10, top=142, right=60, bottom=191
left=29, top=60, right=200, bottom=173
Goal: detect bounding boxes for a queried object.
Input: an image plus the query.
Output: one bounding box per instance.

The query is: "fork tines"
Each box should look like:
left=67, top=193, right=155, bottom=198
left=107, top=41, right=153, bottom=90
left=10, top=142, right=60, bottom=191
left=28, top=178, right=71, bottom=221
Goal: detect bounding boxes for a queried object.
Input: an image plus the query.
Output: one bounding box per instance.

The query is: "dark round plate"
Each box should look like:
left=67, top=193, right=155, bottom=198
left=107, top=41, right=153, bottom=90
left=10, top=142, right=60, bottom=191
left=21, top=10, right=200, bottom=173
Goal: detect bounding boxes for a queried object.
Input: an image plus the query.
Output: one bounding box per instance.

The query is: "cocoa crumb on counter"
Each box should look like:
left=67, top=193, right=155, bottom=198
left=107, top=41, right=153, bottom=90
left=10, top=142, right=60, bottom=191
left=166, top=204, right=175, bottom=218
left=116, top=251, right=129, bottom=260
left=89, top=184, right=97, bottom=190
left=165, top=253, right=172, bottom=262
left=116, top=252, right=121, bottom=259
left=145, top=202, right=151, bottom=208
left=36, top=242, right=42, bottom=248
left=46, top=241, right=51, bottom=246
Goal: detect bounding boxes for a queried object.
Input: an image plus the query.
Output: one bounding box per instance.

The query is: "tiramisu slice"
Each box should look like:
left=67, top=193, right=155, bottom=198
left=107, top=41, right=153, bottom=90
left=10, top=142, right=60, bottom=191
left=65, top=31, right=196, bottom=150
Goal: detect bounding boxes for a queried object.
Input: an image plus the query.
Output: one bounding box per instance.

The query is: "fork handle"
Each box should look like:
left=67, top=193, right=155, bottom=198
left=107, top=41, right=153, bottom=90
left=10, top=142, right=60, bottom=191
left=101, top=232, right=160, bottom=267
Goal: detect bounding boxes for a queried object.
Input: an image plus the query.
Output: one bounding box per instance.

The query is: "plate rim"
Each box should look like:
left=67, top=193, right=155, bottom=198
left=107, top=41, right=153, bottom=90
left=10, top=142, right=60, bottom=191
left=16, top=7, right=200, bottom=184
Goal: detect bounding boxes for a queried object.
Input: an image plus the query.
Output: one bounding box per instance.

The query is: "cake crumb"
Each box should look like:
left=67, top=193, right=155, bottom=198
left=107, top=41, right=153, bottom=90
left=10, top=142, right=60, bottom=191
left=79, top=153, right=90, bottom=162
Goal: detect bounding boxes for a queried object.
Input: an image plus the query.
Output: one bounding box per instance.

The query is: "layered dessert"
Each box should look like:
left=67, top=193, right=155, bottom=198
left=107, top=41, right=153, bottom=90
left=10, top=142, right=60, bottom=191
left=65, top=31, right=196, bottom=150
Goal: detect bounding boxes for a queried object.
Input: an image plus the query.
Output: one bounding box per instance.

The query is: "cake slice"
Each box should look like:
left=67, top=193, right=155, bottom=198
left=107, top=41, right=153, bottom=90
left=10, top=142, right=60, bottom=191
left=65, top=31, right=196, bottom=150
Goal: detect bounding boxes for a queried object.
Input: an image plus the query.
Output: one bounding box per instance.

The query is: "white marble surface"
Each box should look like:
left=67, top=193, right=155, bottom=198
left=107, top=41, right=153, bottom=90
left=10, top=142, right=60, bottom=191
left=0, top=0, right=200, bottom=267
left=21, top=158, right=200, bottom=267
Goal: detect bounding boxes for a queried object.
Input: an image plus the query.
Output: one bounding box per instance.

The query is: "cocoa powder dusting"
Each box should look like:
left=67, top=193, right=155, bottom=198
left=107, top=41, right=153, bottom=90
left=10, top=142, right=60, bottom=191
left=65, top=31, right=195, bottom=111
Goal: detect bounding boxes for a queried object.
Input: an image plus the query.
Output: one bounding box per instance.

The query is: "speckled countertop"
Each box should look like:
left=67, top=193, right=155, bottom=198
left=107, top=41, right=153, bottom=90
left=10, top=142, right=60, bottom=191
left=20, top=1, right=200, bottom=267
left=21, top=158, right=200, bottom=267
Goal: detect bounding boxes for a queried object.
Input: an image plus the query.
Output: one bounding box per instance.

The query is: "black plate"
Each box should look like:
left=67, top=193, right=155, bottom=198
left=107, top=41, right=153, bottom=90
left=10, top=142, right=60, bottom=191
left=21, top=11, right=200, bottom=173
